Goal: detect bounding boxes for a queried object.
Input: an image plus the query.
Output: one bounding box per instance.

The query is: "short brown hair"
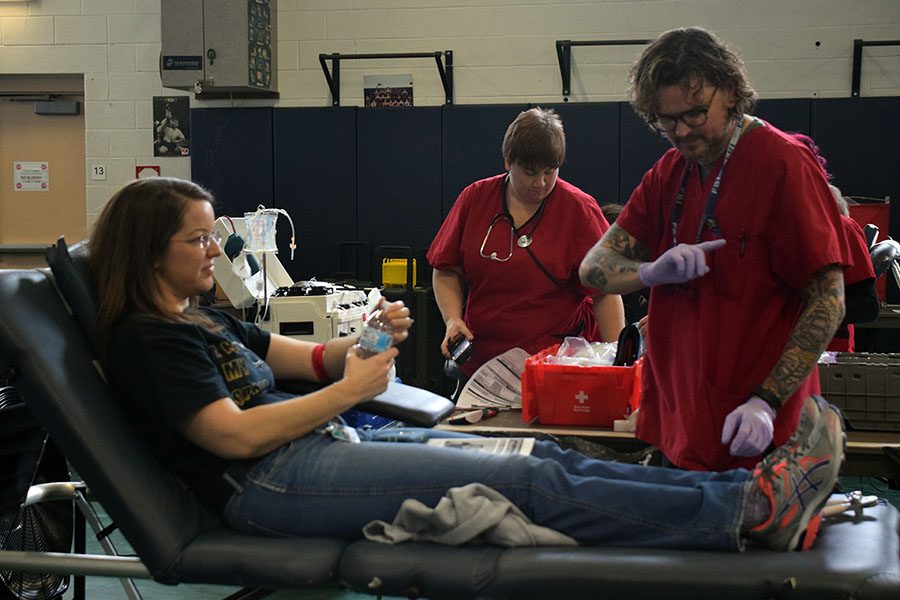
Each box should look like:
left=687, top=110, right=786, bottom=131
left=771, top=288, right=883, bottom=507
left=501, top=107, right=565, bottom=170
left=89, top=177, right=215, bottom=345
left=629, top=27, right=757, bottom=125
left=600, top=203, right=624, bottom=223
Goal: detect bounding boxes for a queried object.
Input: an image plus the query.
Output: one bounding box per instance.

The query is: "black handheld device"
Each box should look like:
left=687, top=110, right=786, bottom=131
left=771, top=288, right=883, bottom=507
left=448, top=335, right=474, bottom=365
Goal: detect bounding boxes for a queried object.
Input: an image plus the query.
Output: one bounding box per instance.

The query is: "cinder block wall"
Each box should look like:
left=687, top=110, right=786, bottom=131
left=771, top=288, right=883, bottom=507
left=0, top=0, right=898, bottom=226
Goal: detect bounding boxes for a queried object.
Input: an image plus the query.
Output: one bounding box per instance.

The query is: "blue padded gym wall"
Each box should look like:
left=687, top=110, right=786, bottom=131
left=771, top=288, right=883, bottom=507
left=441, top=104, right=528, bottom=218
left=618, top=102, right=671, bottom=205
left=812, top=98, right=900, bottom=252
left=548, top=102, right=620, bottom=205
left=191, top=107, right=274, bottom=217
left=356, top=107, right=443, bottom=282
left=754, top=98, right=812, bottom=136
left=273, top=107, right=357, bottom=282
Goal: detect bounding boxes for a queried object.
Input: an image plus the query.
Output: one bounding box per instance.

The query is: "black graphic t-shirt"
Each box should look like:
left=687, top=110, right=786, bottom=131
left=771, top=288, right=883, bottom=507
left=106, top=308, right=293, bottom=511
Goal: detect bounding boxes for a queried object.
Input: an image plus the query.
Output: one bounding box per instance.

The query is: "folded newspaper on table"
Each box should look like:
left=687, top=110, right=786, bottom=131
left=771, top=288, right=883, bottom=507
left=426, top=437, right=535, bottom=456
left=455, top=347, right=531, bottom=410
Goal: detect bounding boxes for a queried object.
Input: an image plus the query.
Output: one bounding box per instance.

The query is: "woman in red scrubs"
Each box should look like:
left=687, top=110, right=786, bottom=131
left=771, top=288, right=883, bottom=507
left=428, top=108, right=624, bottom=378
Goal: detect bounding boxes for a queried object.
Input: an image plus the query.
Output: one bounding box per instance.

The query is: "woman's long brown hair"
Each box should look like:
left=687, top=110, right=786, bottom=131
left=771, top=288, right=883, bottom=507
left=89, top=177, right=215, bottom=348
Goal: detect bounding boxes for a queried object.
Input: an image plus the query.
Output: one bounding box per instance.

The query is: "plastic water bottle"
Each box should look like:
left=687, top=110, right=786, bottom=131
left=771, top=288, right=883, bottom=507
left=356, top=301, right=394, bottom=358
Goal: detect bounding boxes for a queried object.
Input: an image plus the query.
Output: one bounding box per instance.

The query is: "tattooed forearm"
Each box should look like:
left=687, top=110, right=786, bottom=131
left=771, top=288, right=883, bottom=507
left=763, top=266, right=845, bottom=402
left=581, top=263, right=610, bottom=290
left=579, top=224, right=650, bottom=294
left=604, top=224, right=649, bottom=261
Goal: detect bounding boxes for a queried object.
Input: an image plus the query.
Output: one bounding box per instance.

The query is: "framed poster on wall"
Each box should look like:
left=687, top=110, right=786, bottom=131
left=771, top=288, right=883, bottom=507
left=364, top=75, right=413, bottom=108
left=153, top=96, right=190, bottom=157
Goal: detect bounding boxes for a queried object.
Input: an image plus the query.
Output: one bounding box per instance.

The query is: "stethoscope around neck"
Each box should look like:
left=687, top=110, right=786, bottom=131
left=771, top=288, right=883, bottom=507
left=479, top=177, right=550, bottom=262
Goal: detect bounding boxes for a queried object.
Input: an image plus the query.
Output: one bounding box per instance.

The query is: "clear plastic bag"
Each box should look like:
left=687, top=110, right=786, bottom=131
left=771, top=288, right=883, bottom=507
left=545, top=336, right=618, bottom=367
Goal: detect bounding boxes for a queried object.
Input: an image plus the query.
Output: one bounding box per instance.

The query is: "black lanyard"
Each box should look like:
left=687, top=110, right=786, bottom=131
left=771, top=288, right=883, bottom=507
left=670, top=118, right=744, bottom=247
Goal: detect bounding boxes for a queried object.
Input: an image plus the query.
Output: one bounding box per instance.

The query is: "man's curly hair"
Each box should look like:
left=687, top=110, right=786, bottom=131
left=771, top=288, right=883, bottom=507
left=629, top=27, right=757, bottom=126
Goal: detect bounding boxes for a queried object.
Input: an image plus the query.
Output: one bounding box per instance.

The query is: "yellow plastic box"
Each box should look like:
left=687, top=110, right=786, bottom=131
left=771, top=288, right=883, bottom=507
left=382, top=258, right=417, bottom=288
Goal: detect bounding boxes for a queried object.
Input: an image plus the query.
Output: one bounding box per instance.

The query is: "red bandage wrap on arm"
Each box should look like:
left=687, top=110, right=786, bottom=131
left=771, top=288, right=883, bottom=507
left=311, top=343, right=330, bottom=382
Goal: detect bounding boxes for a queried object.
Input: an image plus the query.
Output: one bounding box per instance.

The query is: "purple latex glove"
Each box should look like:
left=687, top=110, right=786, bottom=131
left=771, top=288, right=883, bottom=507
left=721, top=396, right=776, bottom=457
left=637, top=239, right=727, bottom=287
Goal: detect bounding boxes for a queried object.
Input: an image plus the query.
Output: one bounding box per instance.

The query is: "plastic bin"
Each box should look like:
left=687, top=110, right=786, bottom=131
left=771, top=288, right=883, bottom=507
left=521, top=344, right=642, bottom=427
left=818, top=352, right=900, bottom=431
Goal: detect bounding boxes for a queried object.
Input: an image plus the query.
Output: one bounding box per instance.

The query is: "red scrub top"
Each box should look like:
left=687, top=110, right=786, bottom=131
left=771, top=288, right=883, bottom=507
left=827, top=216, right=877, bottom=352
left=427, top=174, right=610, bottom=377
left=617, top=121, right=848, bottom=471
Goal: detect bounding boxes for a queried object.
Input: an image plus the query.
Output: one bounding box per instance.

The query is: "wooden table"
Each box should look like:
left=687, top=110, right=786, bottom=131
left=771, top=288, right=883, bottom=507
left=438, top=410, right=900, bottom=479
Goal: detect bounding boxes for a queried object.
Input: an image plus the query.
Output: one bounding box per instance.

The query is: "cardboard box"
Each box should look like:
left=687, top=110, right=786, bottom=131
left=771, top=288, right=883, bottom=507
left=521, top=344, right=642, bottom=427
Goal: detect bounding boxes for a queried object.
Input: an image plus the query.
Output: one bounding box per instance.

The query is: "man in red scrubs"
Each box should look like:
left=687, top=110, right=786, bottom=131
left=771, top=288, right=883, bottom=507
left=579, top=27, right=847, bottom=472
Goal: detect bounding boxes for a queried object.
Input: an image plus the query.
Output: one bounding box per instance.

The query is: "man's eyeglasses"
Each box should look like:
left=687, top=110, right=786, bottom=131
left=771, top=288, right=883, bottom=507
left=650, top=88, right=718, bottom=133
left=175, top=230, right=223, bottom=250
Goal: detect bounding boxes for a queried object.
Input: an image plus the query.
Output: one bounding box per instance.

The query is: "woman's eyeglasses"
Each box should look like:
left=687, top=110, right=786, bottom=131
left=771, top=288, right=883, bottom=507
left=175, top=230, right=223, bottom=250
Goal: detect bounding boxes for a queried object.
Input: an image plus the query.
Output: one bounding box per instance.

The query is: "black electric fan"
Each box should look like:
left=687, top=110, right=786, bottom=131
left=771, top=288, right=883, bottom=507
left=0, top=385, right=73, bottom=600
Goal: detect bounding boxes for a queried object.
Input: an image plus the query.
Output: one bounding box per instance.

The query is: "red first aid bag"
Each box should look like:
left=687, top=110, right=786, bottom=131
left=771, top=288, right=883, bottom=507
left=521, top=344, right=642, bottom=427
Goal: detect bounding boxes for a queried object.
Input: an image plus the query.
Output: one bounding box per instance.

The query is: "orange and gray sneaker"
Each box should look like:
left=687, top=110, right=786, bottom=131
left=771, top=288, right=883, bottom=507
left=748, top=395, right=845, bottom=551
left=781, top=393, right=823, bottom=453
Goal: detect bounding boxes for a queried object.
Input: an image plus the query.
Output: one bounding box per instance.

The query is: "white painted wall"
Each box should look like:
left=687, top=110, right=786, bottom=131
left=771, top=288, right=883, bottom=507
left=0, top=0, right=898, bottom=225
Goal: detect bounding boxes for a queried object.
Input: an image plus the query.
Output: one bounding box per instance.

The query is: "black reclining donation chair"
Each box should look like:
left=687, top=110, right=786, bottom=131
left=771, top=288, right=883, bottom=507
left=0, top=239, right=899, bottom=600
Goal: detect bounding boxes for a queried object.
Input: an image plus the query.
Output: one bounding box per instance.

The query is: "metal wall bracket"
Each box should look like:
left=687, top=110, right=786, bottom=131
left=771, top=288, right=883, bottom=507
left=851, top=39, right=900, bottom=98
left=556, top=39, right=650, bottom=101
left=318, top=50, right=453, bottom=107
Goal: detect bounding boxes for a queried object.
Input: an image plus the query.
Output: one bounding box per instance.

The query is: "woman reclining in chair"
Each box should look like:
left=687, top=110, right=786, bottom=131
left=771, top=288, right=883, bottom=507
left=89, top=177, right=844, bottom=552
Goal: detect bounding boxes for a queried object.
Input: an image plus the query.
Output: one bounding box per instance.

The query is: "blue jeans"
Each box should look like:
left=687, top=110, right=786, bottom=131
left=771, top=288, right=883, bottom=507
left=223, top=428, right=751, bottom=551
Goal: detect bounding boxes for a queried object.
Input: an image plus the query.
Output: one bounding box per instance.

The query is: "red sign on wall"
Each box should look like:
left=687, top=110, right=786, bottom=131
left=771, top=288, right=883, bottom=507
left=136, top=165, right=161, bottom=179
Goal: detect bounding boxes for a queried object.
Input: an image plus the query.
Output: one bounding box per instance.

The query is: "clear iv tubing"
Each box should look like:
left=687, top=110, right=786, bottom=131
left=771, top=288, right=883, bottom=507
left=245, top=205, right=296, bottom=325
left=277, top=207, right=297, bottom=261
left=257, top=254, right=270, bottom=325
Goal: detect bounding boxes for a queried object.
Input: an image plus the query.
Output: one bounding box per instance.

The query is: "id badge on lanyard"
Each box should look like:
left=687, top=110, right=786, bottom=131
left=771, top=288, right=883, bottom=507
left=669, top=118, right=744, bottom=247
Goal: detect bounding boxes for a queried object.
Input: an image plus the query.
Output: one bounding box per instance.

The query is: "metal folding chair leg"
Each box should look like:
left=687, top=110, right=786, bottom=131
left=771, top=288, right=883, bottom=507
left=25, top=482, right=145, bottom=600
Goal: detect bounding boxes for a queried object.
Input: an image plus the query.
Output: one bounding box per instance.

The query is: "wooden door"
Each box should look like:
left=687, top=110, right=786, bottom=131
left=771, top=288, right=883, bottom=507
left=0, top=77, right=85, bottom=268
